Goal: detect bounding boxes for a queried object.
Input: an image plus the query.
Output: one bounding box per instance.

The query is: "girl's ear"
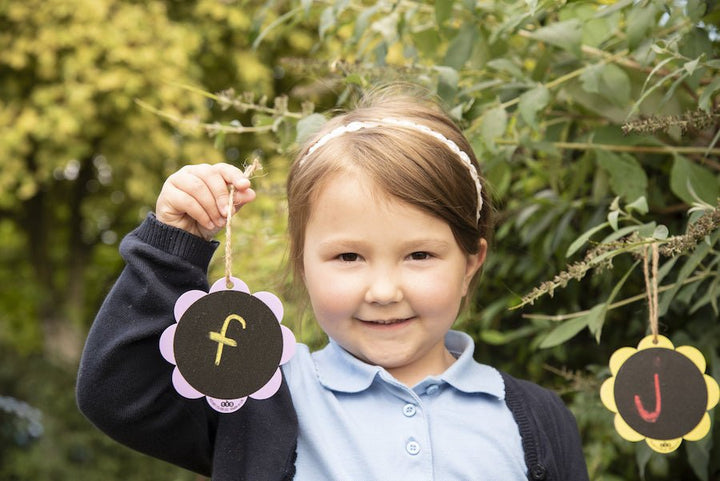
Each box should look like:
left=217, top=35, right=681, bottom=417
left=462, top=238, right=487, bottom=294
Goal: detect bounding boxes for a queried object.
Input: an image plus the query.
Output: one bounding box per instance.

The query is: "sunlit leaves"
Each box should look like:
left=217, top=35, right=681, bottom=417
left=527, top=19, right=583, bottom=57
left=518, top=84, right=550, bottom=128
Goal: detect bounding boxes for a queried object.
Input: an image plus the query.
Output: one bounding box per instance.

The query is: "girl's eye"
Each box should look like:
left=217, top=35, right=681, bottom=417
left=409, top=252, right=431, bottom=260
left=339, top=253, right=359, bottom=262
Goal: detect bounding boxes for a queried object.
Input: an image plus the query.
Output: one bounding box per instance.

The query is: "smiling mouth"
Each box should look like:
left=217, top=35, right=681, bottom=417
left=359, top=317, right=414, bottom=325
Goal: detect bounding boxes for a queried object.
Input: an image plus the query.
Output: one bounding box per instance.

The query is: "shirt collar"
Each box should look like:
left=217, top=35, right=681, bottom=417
left=441, top=330, right=505, bottom=399
left=312, top=330, right=505, bottom=400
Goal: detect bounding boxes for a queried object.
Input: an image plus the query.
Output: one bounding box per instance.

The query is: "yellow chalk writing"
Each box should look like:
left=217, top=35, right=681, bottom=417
left=208, top=314, right=246, bottom=366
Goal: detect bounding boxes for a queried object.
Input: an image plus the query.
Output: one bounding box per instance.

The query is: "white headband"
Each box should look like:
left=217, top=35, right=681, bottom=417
left=299, top=117, right=483, bottom=221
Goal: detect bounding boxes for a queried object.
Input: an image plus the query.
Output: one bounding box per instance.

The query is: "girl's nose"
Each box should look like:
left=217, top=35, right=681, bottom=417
left=364, top=270, right=403, bottom=305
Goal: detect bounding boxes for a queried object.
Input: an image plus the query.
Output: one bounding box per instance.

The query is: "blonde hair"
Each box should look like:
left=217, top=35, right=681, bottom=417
left=286, top=87, right=493, bottom=298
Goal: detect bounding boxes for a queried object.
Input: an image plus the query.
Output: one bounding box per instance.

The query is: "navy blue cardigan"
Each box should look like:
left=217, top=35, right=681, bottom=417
left=76, top=214, right=589, bottom=481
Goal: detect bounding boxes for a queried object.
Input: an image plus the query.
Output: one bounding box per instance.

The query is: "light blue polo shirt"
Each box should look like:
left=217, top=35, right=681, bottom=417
left=282, top=330, right=527, bottom=480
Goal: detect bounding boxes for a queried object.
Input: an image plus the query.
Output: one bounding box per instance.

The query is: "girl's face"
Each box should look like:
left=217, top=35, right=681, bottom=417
left=302, top=172, right=486, bottom=386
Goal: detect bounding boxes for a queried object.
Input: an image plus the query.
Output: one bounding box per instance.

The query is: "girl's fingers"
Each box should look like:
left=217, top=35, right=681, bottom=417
left=156, top=163, right=257, bottom=236
left=168, top=168, right=221, bottom=223
left=163, top=188, right=216, bottom=232
left=210, top=164, right=253, bottom=216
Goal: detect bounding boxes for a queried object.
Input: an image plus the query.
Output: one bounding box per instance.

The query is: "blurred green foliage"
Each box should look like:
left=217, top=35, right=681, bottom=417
left=1, top=0, right=719, bottom=479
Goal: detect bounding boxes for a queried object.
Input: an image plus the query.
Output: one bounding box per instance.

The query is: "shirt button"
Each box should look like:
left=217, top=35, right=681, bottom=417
left=405, top=440, right=421, bottom=455
left=402, top=403, right=417, bottom=417
left=425, top=384, right=439, bottom=396
left=530, top=463, right=547, bottom=480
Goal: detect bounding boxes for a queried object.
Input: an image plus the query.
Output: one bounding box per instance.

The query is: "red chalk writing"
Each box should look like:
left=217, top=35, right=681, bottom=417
left=634, top=372, right=662, bottom=423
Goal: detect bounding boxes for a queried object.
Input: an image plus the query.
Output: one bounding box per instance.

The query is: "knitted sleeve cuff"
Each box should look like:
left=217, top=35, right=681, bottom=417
left=132, top=213, right=219, bottom=269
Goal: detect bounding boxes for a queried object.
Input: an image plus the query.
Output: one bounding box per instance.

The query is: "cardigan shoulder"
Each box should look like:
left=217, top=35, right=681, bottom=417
left=501, top=372, right=589, bottom=481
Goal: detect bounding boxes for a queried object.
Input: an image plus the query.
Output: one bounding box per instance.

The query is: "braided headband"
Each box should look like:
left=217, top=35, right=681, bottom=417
left=299, top=117, right=483, bottom=221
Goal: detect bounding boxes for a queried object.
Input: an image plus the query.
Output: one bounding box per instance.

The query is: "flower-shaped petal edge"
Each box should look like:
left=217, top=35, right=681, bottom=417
left=174, top=290, right=206, bottom=321
left=253, top=291, right=284, bottom=322
left=249, top=368, right=282, bottom=400
left=280, top=325, right=296, bottom=364
left=172, top=367, right=204, bottom=399
left=159, top=323, right=177, bottom=364
left=210, top=276, right=249, bottom=293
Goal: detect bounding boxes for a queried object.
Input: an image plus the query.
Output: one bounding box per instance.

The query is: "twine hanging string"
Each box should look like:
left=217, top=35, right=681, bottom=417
left=225, top=159, right=262, bottom=289
left=642, top=243, right=660, bottom=344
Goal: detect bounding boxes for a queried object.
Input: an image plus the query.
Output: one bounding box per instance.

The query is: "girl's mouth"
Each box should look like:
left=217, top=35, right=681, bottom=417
left=359, top=317, right=414, bottom=326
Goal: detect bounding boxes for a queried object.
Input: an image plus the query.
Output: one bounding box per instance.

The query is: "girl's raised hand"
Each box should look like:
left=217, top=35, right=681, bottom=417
left=156, top=163, right=256, bottom=240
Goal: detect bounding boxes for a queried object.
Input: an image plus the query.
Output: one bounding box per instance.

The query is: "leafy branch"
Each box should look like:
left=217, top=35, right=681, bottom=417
left=494, top=139, right=720, bottom=165
left=522, top=272, right=712, bottom=322
left=513, top=201, right=720, bottom=309
left=622, top=108, right=719, bottom=136
left=135, top=86, right=312, bottom=138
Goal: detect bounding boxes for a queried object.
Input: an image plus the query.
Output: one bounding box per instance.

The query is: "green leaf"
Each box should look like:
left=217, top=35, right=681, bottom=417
left=539, top=315, right=589, bottom=349
left=412, top=28, right=441, bottom=59
left=351, top=5, right=379, bottom=44
left=689, top=275, right=719, bottom=315
left=480, top=325, right=542, bottom=345
left=295, top=113, right=326, bottom=145
left=588, top=261, right=638, bottom=341
left=600, top=64, right=631, bottom=106
left=435, top=66, right=459, bottom=103
left=599, top=222, right=654, bottom=245
left=487, top=58, right=526, bottom=80
left=636, top=443, right=653, bottom=479
left=699, top=77, right=720, bottom=113
left=595, top=150, right=648, bottom=202
left=580, top=63, right=603, bottom=94
left=652, top=225, right=669, bottom=240
left=345, top=73, right=365, bottom=86
left=685, top=0, right=707, bottom=22
left=627, top=2, right=660, bottom=49
left=213, top=131, right=226, bottom=150
left=686, top=419, right=712, bottom=481
left=443, top=22, right=477, bottom=70
left=527, top=19, right=583, bottom=57
left=670, top=156, right=720, bottom=205
left=581, top=14, right=617, bottom=48
left=479, top=106, right=507, bottom=149
left=658, top=238, right=713, bottom=316
left=585, top=304, right=608, bottom=343
left=608, top=210, right=619, bottom=231
left=684, top=57, right=701, bottom=76
left=435, top=0, right=454, bottom=25
left=371, top=11, right=398, bottom=44
left=567, top=221, right=609, bottom=257
left=319, top=7, right=336, bottom=39
left=518, top=84, right=550, bottom=128
left=626, top=196, right=649, bottom=215
left=525, top=0, right=538, bottom=16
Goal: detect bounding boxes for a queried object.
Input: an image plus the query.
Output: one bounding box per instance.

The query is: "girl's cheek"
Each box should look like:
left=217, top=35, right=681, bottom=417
left=307, top=271, right=360, bottom=312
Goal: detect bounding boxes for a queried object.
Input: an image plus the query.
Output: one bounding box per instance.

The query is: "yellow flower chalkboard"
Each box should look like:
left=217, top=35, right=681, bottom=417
left=600, top=335, right=719, bottom=453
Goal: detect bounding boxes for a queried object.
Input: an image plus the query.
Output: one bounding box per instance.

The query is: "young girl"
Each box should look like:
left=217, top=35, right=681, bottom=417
left=77, top=89, right=588, bottom=480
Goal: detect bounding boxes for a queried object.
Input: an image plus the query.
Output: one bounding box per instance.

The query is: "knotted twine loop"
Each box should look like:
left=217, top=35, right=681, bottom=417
left=225, top=159, right=262, bottom=289
left=642, top=243, right=660, bottom=344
